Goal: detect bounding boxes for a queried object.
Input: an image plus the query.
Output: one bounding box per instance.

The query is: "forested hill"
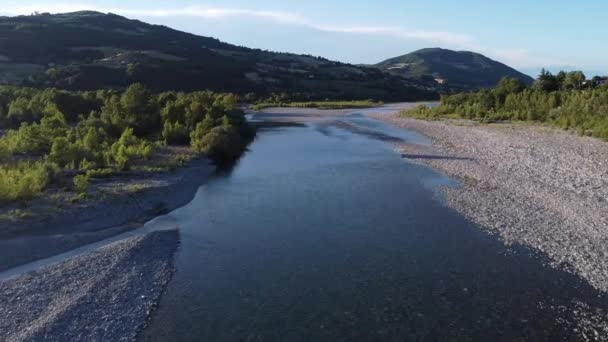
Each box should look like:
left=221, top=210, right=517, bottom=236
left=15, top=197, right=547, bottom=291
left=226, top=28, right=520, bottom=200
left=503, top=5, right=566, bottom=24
left=0, top=11, right=437, bottom=101
left=376, top=48, right=534, bottom=91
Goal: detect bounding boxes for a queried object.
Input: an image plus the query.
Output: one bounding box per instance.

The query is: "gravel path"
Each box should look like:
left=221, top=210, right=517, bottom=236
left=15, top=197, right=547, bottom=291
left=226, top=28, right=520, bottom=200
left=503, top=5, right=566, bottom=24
left=372, top=114, right=608, bottom=292
left=0, top=230, right=179, bottom=342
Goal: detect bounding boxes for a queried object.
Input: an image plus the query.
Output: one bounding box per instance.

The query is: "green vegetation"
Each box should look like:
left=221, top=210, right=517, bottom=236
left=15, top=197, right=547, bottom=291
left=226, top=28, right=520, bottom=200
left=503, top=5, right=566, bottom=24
left=73, top=174, right=89, bottom=194
left=0, top=161, right=55, bottom=203
left=0, top=83, right=254, bottom=203
left=402, top=72, right=608, bottom=139
left=252, top=100, right=383, bottom=111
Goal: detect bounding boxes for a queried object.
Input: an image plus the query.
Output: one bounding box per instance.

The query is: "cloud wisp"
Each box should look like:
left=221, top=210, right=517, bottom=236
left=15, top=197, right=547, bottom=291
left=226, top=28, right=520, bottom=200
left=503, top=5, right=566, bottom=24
left=1, top=3, right=564, bottom=68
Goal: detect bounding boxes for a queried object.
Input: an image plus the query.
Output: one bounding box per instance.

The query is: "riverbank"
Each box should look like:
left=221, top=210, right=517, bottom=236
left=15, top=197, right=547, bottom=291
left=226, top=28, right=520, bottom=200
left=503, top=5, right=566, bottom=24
left=246, top=102, right=428, bottom=122
left=372, top=113, right=608, bottom=292
left=0, top=229, right=179, bottom=342
left=0, top=155, right=214, bottom=271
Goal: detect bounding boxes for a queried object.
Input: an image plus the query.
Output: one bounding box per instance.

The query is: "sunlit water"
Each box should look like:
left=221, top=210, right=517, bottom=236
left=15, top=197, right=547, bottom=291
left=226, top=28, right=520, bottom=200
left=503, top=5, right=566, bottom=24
left=141, top=111, right=608, bottom=341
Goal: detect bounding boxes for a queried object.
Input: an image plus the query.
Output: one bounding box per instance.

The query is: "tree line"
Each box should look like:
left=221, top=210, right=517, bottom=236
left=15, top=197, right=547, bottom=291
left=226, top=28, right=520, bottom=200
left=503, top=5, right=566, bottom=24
left=0, top=84, right=254, bottom=203
left=404, top=70, right=608, bottom=139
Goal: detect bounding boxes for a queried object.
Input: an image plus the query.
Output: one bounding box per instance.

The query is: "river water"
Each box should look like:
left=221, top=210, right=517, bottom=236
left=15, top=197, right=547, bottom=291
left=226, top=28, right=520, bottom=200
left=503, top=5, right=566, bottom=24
left=141, top=109, right=608, bottom=341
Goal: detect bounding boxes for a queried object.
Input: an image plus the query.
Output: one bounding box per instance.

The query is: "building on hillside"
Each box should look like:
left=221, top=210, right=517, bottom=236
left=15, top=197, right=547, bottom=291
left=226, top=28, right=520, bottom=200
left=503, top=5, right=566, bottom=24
left=583, top=76, right=608, bottom=87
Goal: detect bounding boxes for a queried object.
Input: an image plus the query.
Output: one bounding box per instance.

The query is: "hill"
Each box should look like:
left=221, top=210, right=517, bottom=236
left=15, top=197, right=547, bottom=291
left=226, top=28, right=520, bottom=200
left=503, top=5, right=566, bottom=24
left=0, top=11, right=437, bottom=101
left=376, top=48, right=534, bottom=90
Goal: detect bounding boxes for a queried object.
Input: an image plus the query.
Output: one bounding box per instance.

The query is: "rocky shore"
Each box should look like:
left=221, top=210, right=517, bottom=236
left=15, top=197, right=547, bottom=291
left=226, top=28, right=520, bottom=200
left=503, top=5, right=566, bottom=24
left=0, top=230, right=179, bottom=342
left=372, top=113, right=608, bottom=292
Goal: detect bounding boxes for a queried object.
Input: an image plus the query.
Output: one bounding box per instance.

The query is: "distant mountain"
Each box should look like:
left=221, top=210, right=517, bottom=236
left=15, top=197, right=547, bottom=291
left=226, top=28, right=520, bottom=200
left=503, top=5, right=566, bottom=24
left=0, top=11, right=437, bottom=101
left=376, top=48, right=534, bottom=90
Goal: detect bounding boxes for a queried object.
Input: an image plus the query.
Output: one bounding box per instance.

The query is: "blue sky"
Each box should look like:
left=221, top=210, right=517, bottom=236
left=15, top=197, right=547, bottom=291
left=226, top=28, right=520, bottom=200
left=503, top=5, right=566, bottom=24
left=3, top=0, right=607, bottom=76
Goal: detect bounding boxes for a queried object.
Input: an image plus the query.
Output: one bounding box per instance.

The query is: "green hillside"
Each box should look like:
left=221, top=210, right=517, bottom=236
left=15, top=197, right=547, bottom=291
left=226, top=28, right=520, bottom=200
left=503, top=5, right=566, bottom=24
left=0, top=11, right=437, bottom=101
left=376, top=48, right=534, bottom=91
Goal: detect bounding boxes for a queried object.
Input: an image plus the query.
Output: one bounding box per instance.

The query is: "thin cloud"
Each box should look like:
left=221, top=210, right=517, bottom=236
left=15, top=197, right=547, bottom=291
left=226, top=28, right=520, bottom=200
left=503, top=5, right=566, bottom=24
left=1, top=3, right=563, bottom=68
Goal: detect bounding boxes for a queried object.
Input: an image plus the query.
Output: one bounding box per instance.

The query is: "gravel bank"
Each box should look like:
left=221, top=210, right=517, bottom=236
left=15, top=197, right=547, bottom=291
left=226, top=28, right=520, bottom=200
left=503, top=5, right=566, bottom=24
left=0, top=157, right=213, bottom=271
left=0, top=230, right=179, bottom=342
left=372, top=113, right=608, bottom=292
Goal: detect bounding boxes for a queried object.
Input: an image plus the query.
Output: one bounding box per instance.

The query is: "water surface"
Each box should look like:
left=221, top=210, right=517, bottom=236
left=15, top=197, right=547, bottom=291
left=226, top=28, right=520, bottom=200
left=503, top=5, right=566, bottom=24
left=142, top=111, right=608, bottom=341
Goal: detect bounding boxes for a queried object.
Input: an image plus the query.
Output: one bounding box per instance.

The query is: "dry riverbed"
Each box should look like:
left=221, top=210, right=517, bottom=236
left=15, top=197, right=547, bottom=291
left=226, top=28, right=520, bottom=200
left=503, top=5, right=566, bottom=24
left=0, top=149, right=213, bottom=341
left=0, top=230, right=179, bottom=342
left=372, top=112, right=608, bottom=293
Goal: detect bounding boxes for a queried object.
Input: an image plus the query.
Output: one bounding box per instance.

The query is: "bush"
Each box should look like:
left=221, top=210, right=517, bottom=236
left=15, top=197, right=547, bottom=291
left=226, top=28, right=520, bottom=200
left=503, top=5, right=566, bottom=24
left=108, top=128, right=155, bottom=170
left=191, top=125, right=245, bottom=161
left=73, top=174, right=89, bottom=194
left=0, top=161, right=54, bottom=203
left=48, top=136, right=87, bottom=168
left=86, top=168, right=115, bottom=178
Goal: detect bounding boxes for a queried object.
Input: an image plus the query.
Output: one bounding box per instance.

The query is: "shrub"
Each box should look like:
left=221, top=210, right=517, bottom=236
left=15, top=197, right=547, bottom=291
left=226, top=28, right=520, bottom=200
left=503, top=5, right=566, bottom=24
left=191, top=125, right=245, bottom=161
left=0, top=161, right=53, bottom=203
left=73, top=174, right=89, bottom=194
left=190, top=117, right=215, bottom=147
left=86, top=168, right=115, bottom=178
left=4, top=123, right=52, bottom=154
left=110, top=128, right=155, bottom=170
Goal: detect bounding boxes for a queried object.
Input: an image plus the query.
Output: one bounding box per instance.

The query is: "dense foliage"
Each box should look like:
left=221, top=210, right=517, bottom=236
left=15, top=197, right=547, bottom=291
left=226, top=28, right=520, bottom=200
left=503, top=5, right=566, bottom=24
left=403, top=72, right=608, bottom=139
left=0, top=84, right=254, bottom=203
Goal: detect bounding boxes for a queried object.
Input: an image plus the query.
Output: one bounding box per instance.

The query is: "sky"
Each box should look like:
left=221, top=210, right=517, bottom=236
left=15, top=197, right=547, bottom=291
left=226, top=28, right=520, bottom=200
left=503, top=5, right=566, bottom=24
left=1, top=0, right=607, bottom=77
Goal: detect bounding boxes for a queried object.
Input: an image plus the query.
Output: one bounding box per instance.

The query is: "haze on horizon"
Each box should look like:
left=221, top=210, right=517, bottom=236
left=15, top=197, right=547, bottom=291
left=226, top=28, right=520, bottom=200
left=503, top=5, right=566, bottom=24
left=1, top=0, right=606, bottom=77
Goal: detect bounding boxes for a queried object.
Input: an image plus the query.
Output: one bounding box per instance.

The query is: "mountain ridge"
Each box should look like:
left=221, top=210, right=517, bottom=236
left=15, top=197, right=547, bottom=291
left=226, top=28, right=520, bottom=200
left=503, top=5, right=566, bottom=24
left=375, top=47, right=534, bottom=90
left=0, top=11, right=437, bottom=101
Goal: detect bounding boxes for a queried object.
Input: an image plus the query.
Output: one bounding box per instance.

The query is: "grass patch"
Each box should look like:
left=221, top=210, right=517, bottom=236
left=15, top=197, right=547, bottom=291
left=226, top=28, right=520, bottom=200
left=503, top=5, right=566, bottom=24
left=0, top=208, right=33, bottom=222
left=125, top=183, right=147, bottom=194
left=462, top=175, right=480, bottom=187
left=86, top=168, right=116, bottom=179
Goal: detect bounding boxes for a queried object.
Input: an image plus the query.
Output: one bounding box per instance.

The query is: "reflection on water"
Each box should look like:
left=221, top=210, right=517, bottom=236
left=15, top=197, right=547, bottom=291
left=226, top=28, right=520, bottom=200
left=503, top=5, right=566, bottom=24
left=141, top=113, right=608, bottom=341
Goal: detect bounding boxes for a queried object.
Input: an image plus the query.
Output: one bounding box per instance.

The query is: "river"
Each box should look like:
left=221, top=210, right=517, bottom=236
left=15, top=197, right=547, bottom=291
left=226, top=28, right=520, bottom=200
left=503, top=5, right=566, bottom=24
left=141, top=108, right=608, bottom=341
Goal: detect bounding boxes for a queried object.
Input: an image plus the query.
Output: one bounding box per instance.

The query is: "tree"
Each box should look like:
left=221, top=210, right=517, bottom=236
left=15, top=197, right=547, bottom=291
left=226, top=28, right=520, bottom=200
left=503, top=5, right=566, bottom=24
left=162, top=121, right=190, bottom=145
left=191, top=126, right=244, bottom=161
left=82, top=127, right=100, bottom=151
left=190, top=115, right=217, bottom=145
left=533, top=69, right=559, bottom=92
left=496, top=77, right=527, bottom=94
left=556, top=71, right=567, bottom=88
left=7, top=97, right=35, bottom=126
left=563, top=71, right=586, bottom=90
left=114, top=144, right=130, bottom=171
left=49, top=137, right=76, bottom=167
left=119, top=83, right=159, bottom=135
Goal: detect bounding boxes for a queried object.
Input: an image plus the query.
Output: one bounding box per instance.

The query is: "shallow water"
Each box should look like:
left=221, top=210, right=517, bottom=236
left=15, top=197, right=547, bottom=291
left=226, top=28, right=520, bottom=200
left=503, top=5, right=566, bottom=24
left=141, top=110, right=608, bottom=341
